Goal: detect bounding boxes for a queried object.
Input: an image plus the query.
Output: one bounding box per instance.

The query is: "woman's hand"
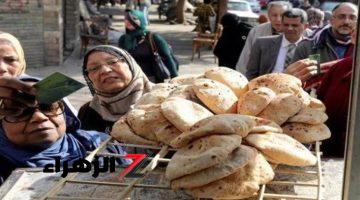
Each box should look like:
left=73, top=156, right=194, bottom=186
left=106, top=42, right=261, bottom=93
left=0, top=77, right=37, bottom=116
left=284, top=59, right=318, bottom=82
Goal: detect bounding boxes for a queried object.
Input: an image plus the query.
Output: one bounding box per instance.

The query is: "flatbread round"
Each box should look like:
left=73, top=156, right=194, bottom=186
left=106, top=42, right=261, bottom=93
left=287, top=107, right=328, bottom=124
left=193, top=78, right=238, bottom=114
left=187, top=152, right=274, bottom=199
left=248, top=73, right=302, bottom=95
left=171, top=145, right=257, bottom=189
left=245, top=132, right=317, bottom=166
left=161, top=97, right=213, bottom=132
left=167, top=84, right=201, bottom=103
left=309, top=97, right=326, bottom=112
left=166, top=135, right=242, bottom=180
left=171, top=114, right=256, bottom=148
left=204, top=67, right=249, bottom=98
left=237, top=87, right=276, bottom=116
left=111, top=117, right=159, bottom=146
left=258, top=93, right=302, bottom=125
left=126, top=105, right=181, bottom=144
left=249, top=116, right=282, bottom=133
left=169, top=74, right=204, bottom=85
left=134, top=88, right=173, bottom=108
left=296, top=90, right=311, bottom=107
left=154, top=123, right=182, bottom=146
left=151, top=83, right=178, bottom=91
left=282, top=123, right=331, bottom=143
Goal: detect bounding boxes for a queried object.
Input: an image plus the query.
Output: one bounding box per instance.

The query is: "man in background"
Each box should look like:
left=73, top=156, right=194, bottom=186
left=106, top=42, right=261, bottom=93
left=246, top=9, right=308, bottom=80
left=284, top=2, right=358, bottom=84
left=235, top=1, right=292, bottom=74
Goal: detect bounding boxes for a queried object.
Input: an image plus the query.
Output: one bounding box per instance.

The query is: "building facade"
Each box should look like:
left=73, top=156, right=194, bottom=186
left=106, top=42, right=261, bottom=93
left=0, top=0, right=80, bottom=68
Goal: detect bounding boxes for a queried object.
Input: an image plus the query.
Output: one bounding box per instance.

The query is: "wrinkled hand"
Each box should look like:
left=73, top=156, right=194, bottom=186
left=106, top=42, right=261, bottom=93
left=0, top=77, right=37, bottom=117
left=284, top=59, right=318, bottom=82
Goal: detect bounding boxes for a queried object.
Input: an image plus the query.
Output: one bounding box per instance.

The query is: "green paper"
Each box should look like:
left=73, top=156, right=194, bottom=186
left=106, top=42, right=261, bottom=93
left=34, top=72, right=85, bottom=105
left=309, top=54, right=321, bottom=74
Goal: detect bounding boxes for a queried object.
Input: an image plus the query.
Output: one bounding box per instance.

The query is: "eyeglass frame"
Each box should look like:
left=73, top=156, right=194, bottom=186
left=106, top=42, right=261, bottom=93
left=3, top=101, right=65, bottom=123
left=84, top=57, right=126, bottom=74
left=333, top=14, right=358, bottom=22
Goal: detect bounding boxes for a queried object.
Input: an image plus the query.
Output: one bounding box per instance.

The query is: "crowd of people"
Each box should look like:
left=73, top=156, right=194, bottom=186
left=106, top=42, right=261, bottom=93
left=0, top=0, right=358, bottom=185
left=215, top=1, right=358, bottom=157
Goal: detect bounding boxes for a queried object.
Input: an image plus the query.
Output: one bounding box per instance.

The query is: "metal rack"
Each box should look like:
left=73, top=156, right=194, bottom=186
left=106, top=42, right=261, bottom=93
left=38, top=138, right=323, bottom=200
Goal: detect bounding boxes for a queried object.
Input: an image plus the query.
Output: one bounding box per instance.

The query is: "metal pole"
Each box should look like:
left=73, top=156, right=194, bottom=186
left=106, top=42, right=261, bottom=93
left=342, top=5, right=360, bottom=199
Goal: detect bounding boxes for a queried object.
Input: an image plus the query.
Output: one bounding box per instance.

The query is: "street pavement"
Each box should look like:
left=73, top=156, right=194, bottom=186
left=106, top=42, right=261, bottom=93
left=27, top=5, right=217, bottom=110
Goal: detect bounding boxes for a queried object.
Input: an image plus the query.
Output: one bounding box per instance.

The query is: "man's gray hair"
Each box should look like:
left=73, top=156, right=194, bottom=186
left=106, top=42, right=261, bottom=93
left=282, top=8, right=308, bottom=23
left=332, top=2, right=358, bottom=14
left=267, top=1, right=292, bottom=12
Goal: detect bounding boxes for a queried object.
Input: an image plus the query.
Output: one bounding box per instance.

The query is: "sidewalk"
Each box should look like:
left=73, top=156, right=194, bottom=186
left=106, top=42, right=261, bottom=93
left=27, top=5, right=217, bottom=110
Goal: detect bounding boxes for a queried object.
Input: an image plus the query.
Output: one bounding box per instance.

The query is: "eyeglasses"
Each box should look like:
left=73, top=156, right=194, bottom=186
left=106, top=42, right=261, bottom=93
left=3, top=101, right=65, bottom=123
left=85, top=58, right=125, bottom=74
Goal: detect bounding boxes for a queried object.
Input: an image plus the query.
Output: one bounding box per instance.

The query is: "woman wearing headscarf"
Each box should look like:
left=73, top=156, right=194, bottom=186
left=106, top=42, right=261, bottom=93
left=0, top=76, right=129, bottom=185
left=118, top=9, right=178, bottom=83
left=0, top=32, right=77, bottom=117
left=0, top=32, right=37, bottom=117
left=78, top=45, right=153, bottom=132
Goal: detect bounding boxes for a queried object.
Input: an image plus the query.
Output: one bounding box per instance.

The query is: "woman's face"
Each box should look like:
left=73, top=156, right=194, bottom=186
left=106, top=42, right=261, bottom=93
left=86, top=51, right=133, bottom=93
left=1, top=101, right=66, bottom=149
left=0, top=42, right=22, bottom=77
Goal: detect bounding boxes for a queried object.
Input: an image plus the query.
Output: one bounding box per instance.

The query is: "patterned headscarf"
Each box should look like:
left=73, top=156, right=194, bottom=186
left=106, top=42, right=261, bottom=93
left=0, top=32, right=26, bottom=75
left=82, top=45, right=153, bottom=122
left=122, top=9, right=148, bottom=51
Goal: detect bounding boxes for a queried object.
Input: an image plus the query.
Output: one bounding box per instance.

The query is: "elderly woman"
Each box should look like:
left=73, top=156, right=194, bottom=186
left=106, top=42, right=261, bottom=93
left=78, top=45, right=152, bottom=132
left=0, top=76, right=129, bottom=184
left=0, top=32, right=77, bottom=118
left=0, top=32, right=37, bottom=118
left=118, top=9, right=178, bottom=83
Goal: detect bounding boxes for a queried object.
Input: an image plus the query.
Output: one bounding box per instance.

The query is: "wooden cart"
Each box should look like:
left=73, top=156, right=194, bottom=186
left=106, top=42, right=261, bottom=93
left=2, top=138, right=324, bottom=200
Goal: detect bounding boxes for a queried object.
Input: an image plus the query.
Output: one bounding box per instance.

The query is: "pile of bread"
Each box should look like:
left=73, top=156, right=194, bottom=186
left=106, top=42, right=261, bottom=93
left=111, top=67, right=331, bottom=199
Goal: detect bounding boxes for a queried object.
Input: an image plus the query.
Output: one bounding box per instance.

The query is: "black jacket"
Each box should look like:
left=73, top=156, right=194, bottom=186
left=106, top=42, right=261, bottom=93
left=78, top=102, right=114, bottom=133
left=214, top=13, right=253, bottom=69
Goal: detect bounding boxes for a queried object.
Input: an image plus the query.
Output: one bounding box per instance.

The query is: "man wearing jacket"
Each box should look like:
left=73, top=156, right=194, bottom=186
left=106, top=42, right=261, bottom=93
left=291, top=2, right=358, bottom=64
left=246, top=9, right=308, bottom=80
left=235, top=1, right=292, bottom=74
left=283, top=2, right=357, bottom=84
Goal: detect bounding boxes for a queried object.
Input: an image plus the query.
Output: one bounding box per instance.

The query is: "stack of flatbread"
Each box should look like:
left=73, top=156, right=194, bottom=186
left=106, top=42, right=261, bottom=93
left=237, top=73, right=331, bottom=144
left=166, top=115, right=274, bottom=199
left=111, top=67, right=248, bottom=146
left=110, top=69, right=329, bottom=199
left=166, top=114, right=317, bottom=199
left=111, top=97, right=214, bottom=147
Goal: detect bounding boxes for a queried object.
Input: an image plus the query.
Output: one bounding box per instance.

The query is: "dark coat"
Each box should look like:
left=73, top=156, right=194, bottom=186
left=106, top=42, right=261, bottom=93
left=213, top=13, right=253, bottom=70
left=292, top=26, right=352, bottom=64
left=78, top=102, right=114, bottom=133
left=317, top=56, right=353, bottom=157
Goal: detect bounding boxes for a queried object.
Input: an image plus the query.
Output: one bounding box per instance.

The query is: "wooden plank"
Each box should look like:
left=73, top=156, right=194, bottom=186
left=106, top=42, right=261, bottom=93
left=66, top=180, right=171, bottom=189
left=116, top=145, right=169, bottom=199
left=0, top=170, right=26, bottom=199
left=263, top=193, right=317, bottom=200
left=38, top=137, right=113, bottom=200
